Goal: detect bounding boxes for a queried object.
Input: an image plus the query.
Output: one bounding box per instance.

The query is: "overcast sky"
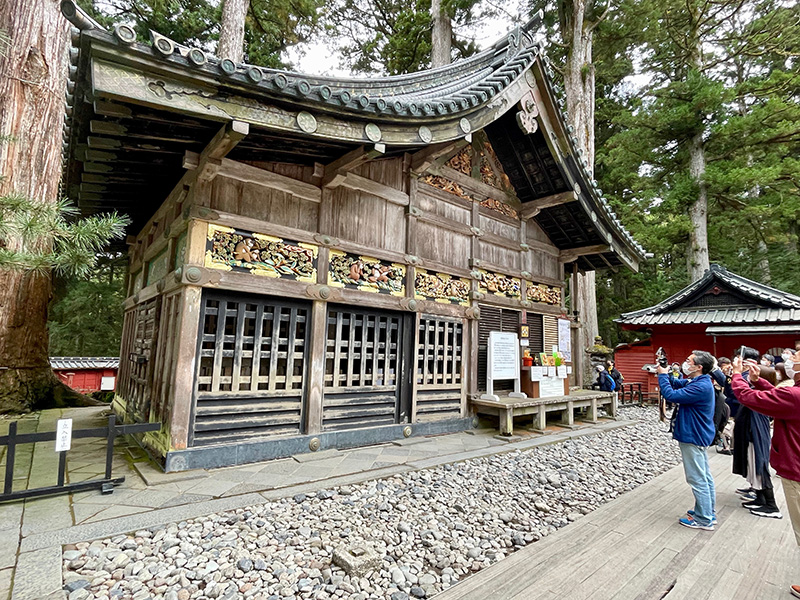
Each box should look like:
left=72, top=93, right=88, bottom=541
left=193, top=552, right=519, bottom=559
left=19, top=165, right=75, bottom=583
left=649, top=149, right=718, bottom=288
left=285, top=11, right=523, bottom=77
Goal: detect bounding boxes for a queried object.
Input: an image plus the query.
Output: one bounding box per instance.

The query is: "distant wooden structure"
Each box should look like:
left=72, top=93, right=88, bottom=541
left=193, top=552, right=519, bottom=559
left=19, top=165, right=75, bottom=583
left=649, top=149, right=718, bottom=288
left=50, top=357, right=119, bottom=394
left=615, top=264, right=800, bottom=395
left=61, top=2, right=645, bottom=470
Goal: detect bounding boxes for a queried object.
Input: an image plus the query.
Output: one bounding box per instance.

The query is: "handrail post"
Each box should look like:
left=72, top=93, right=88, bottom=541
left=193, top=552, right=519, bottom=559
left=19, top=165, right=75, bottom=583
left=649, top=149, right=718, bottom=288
left=57, top=451, right=67, bottom=487
left=3, top=422, right=16, bottom=495
left=104, top=415, right=116, bottom=480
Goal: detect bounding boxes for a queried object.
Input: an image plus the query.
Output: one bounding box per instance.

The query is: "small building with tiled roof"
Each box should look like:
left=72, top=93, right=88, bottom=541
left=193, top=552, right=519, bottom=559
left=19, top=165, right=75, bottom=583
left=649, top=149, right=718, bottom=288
left=50, top=357, right=119, bottom=394
left=60, top=1, right=646, bottom=470
left=614, top=264, right=800, bottom=394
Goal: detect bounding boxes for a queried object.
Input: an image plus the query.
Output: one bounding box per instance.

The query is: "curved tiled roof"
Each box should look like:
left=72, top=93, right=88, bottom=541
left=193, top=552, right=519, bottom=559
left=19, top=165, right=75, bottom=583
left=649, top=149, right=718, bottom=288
left=59, top=0, right=647, bottom=267
left=617, top=264, right=800, bottom=326
left=50, top=357, right=120, bottom=370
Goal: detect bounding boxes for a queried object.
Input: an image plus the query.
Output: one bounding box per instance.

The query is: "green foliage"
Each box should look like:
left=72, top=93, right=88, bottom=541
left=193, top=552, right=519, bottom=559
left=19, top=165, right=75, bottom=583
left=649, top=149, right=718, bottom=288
left=49, top=270, right=126, bottom=357
left=0, top=195, right=130, bottom=277
left=326, top=0, right=484, bottom=74
left=77, top=0, right=218, bottom=47
left=592, top=0, right=800, bottom=347
left=78, top=0, right=324, bottom=68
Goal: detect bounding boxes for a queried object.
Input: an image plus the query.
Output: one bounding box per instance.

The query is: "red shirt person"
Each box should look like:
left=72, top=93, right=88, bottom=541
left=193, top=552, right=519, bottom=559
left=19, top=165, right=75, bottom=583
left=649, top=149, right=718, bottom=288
left=731, top=351, right=800, bottom=599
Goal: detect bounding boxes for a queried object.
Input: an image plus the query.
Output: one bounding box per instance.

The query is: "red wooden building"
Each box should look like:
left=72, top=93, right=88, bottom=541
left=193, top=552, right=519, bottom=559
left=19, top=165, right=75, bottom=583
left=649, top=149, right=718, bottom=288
left=615, top=264, right=800, bottom=395
left=50, top=357, right=119, bottom=394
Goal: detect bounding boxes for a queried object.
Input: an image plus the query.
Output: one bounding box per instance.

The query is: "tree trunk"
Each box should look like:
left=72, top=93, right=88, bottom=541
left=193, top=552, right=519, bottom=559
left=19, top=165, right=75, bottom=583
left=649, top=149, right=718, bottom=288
left=686, top=130, right=710, bottom=282
left=0, top=0, right=87, bottom=412
left=217, top=0, right=249, bottom=63
left=430, top=0, right=452, bottom=68
left=756, top=238, right=771, bottom=284
left=560, top=0, right=599, bottom=382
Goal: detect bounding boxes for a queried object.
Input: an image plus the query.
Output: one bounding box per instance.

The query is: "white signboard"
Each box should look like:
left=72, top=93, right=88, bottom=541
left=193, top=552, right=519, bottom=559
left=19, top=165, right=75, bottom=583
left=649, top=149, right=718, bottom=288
left=557, top=365, right=568, bottom=379
left=539, top=375, right=565, bottom=398
left=530, top=366, right=544, bottom=381
left=489, top=332, right=520, bottom=380
left=100, top=376, right=116, bottom=391
left=481, top=331, right=526, bottom=401
left=558, top=319, right=572, bottom=362
left=55, top=418, right=73, bottom=452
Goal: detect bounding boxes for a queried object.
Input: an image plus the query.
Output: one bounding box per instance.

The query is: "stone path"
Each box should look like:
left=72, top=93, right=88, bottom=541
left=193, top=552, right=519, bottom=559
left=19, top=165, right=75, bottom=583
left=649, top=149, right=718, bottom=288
left=0, top=406, right=631, bottom=599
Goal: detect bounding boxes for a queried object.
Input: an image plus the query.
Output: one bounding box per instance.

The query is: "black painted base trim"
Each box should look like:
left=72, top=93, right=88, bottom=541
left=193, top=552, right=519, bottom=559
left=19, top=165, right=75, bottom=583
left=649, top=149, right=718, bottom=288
left=163, top=417, right=475, bottom=472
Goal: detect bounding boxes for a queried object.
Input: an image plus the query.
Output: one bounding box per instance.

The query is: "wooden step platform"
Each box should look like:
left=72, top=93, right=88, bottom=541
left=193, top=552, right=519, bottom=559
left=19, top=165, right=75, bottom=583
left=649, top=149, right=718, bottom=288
left=437, top=451, right=800, bottom=600
left=471, top=389, right=616, bottom=435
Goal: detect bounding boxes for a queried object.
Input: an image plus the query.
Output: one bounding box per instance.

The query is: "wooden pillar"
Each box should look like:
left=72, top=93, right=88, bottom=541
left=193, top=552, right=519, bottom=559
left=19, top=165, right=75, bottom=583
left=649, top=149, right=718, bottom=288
left=569, top=262, right=584, bottom=387
left=169, top=285, right=202, bottom=450
left=169, top=218, right=208, bottom=449
left=305, top=299, right=327, bottom=434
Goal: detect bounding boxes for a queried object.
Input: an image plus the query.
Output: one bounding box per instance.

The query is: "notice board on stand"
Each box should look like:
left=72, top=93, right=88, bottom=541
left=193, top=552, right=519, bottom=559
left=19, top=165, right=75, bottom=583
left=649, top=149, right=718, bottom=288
left=481, top=331, right=526, bottom=401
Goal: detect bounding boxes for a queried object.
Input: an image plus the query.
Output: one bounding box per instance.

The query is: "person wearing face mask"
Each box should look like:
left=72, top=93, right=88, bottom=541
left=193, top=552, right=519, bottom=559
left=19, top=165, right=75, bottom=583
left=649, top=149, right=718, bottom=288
left=670, top=362, right=682, bottom=379
left=761, top=353, right=775, bottom=367
left=728, top=346, right=781, bottom=517
left=657, top=350, right=717, bottom=530
left=731, top=350, right=800, bottom=599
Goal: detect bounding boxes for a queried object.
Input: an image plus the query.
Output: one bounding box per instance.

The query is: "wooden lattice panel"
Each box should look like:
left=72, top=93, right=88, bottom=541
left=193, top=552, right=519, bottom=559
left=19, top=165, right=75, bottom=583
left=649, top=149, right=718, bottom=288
left=193, top=292, right=310, bottom=445
left=124, top=297, right=161, bottom=422
left=416, top=317, right=463, bottom=389
left=323, top=307, right=407, bottom=430
left=324, top=309, right=401, bottom=389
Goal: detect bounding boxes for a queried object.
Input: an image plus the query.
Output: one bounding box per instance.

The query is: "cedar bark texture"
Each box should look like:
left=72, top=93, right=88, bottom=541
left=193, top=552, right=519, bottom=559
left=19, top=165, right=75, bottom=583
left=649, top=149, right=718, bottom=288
left=560, top=0, right=599, bottom=380
left=217, top=0, right=249, bottom=63
left=0, top=0, right=81, bottom=412
left=430, top=0, right=452, bottom=68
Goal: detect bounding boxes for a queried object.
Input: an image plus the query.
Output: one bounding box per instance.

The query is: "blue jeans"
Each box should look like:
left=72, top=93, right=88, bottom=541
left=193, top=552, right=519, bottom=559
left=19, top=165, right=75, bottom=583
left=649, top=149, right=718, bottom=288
left=679, top=442, right=716, bottom=526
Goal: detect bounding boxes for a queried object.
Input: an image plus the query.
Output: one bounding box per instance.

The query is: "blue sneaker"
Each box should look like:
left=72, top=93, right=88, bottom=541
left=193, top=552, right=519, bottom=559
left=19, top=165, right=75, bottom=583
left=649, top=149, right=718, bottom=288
left=687, top=510, right=717, bottom=525
left=679, top=516, right=714, bottom=531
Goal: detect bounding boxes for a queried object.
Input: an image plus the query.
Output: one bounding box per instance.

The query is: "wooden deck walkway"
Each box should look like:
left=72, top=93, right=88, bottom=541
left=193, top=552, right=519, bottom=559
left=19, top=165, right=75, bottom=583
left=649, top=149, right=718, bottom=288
left=437, top=451, right=800, bottom=600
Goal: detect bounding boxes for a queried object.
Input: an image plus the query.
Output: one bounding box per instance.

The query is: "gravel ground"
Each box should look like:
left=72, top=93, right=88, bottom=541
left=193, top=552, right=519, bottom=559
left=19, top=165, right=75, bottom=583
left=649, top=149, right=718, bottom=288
left=62, top=406, right=682, bottom=600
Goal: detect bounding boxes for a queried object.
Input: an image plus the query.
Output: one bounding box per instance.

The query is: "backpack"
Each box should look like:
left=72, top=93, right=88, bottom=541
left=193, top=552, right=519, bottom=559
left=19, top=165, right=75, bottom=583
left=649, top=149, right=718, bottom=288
left=600, top=371, right=616, bottom=392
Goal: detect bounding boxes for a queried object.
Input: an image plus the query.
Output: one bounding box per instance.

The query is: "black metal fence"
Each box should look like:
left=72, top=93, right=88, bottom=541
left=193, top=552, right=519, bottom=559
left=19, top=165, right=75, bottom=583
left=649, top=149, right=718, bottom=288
left=0, top=415, right=159, bottom=502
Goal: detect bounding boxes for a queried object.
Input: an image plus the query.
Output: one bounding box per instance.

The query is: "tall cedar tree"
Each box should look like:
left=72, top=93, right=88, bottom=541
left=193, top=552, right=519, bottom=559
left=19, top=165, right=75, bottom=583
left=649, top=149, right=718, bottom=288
left=595, top=0, right=800, bottom=346
left=0, top=0, right=81, bottom=411
left=527, top=0, right=621, bottom=381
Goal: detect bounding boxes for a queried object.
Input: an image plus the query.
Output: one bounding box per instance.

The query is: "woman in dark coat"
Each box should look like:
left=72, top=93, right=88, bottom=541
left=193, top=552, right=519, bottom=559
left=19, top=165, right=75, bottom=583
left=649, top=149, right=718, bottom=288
left=731, top=348, right=781, bottom=518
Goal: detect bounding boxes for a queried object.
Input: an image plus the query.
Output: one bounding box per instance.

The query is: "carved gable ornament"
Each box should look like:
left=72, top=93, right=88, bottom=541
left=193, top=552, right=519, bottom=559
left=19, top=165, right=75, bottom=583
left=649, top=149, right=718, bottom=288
left=516, top=91, right=540, bottom=135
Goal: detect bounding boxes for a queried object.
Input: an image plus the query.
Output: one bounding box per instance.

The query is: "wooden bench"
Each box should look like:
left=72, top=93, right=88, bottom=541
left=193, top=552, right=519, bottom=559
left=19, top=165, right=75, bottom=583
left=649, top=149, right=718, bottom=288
left=471, top=390, right=616, bottom=436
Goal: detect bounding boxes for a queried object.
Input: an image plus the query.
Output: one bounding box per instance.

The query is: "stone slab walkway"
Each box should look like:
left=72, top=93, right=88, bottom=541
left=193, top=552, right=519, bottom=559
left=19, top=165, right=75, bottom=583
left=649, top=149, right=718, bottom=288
left=0, top=407, right=630, bottom=600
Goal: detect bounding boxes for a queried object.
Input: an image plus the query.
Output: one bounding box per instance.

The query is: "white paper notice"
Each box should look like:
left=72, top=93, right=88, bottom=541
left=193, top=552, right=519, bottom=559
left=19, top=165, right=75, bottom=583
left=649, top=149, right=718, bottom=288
left=530, top=366, right=544, bottom=381
left=557, top=365, right=568, bottom=379
left=547, top=366, right=557, bottom=377
left=558, top=318, right=572, bottom=362
left=538, top=376, right=565, bottom=398
left=55, top=418, right=73, bottom=452
left=566, top=366, right=573, bottom=374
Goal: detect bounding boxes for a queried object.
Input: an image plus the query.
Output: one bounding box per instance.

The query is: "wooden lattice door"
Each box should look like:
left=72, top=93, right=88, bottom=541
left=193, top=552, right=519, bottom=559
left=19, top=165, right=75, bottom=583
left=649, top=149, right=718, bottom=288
left=192, top=291, right=310, bottom=446
left=415, top=315, right=465, bottom=421
left=125, top=297, right=160, bottom=422
left=322, top=306, right=413, bottom=430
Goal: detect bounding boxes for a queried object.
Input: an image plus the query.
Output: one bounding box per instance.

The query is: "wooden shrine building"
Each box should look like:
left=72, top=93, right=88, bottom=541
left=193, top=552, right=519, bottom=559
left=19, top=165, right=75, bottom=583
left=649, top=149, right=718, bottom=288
left=60, top=2, right=646, bottom=471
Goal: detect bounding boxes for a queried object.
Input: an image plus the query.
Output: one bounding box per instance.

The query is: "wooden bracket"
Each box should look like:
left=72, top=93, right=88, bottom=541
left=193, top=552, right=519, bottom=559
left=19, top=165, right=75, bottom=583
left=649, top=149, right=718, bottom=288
left=520, top=190, right=579, bottom=220
left=559, top=244, right=612, bottom=264
left=322, top=145, right=385, bottom=188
